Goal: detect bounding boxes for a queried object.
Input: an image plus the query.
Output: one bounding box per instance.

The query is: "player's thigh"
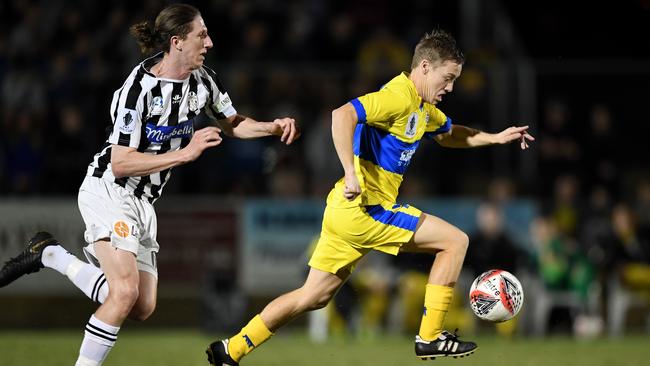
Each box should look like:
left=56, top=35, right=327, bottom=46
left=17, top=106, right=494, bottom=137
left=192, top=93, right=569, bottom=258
left=401, top=213, right=468, bottom=253
left=94, top=239, right=139, bottom=285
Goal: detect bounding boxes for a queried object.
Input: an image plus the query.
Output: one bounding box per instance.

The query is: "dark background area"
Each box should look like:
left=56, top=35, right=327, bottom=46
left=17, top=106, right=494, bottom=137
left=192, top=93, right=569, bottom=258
left=0, top=0, right=648, bottom=200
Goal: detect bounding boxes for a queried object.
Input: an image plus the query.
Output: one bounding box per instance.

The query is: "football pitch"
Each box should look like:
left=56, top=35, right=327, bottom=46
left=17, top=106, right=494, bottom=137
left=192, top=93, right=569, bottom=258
left=1, top=330, right=649, bottom=366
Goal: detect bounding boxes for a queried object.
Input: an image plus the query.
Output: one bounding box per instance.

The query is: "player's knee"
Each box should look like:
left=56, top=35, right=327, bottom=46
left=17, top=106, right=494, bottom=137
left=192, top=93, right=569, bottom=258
left=130, top=298, right=156, bottom=322
left=107, top=282, right=139, bottom=315
left=309, top=295, right=332, bottom=310
left=301, top=290, right=334, bottom=311
left=454, top=230, right=470, bottom=255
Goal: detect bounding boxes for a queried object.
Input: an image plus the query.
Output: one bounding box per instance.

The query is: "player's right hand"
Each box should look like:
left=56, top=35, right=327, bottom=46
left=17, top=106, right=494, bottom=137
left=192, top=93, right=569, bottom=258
left=185, top=126, right=222, bottom=161
left=343, top=173, right=361, bottom=201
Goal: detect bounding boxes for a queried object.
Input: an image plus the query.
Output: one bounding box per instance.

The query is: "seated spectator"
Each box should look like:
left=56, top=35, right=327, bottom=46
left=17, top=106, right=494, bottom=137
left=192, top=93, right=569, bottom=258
left=605, top=204, right=650, bottom=298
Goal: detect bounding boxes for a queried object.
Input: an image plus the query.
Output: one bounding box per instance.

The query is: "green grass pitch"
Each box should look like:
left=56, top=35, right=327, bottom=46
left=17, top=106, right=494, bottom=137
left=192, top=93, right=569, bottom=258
left=1, top=330, right=649, bottom=366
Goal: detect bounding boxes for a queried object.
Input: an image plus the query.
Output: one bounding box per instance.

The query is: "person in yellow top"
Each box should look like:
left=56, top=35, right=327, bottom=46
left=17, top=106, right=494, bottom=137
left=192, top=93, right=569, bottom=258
left=206, top=29, right=535, bottom=365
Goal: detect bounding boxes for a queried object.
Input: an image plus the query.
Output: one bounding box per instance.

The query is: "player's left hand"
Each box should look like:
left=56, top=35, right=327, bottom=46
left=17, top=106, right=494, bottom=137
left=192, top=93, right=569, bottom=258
left=495, top=126, right=535, bottom=150
left=272, top=117, right=301, bottom=145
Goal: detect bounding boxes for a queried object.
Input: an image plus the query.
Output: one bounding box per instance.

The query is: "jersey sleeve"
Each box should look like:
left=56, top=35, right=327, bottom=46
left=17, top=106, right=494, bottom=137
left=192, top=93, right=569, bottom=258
left=423, top=106, right=452, bottom=139
left=350, top=87, right=409, bottom=129
left=202, top=67, right=237, bottom=120
left=108, top=70, right=145, bottom=149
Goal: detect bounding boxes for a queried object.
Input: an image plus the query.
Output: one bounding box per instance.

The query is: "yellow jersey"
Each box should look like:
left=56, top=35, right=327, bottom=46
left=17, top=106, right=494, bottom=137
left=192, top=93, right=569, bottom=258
left=327, top=72, right=451, bottom=208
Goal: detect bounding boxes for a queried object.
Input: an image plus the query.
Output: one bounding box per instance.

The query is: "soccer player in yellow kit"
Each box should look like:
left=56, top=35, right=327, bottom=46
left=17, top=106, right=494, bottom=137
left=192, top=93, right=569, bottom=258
left=206, top=29, right=534, bottom=364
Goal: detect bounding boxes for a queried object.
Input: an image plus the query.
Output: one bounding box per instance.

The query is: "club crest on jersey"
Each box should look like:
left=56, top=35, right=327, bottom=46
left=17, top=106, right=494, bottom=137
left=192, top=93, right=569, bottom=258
left=188, top=91, right=199, bottom=112
left=405, top=112, right=418, bottom=138
left=149, top=96, right=164, bottom=116
left=117, top=109, right=136, bottom=134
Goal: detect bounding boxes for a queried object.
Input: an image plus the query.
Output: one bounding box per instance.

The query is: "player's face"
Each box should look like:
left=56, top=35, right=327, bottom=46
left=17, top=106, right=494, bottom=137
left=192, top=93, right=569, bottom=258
left=423, top=60, right=462, bottom=105
left=180, top=16, right=213, bottom=70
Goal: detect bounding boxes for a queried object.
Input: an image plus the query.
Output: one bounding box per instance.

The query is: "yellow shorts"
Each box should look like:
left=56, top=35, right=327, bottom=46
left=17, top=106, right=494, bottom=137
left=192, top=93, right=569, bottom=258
left=308, top=202, right=422, bottom=275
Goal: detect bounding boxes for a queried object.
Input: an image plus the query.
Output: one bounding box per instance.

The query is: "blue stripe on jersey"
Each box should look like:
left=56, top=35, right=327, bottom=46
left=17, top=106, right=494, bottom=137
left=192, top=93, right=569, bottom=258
left=145, top=119, right=194, bottom=143
left=350, top=98, right=367, bottom=123
left=365, top=205, right=419, bottom=231
left=353, top=123, right=420, bottom=174
left=423, top=117, right=452, bottom=140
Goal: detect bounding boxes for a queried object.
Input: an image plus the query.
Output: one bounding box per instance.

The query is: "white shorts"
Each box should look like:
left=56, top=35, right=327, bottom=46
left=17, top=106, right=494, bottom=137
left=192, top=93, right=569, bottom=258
left=78, top=176, right=159, bottom=278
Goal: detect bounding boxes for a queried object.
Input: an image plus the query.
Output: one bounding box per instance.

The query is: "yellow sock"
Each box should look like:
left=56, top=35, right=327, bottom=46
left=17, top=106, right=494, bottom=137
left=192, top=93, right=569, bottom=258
left=227, top=314, right=273, bottom=362
left=418, top=284, right=453, bottom=341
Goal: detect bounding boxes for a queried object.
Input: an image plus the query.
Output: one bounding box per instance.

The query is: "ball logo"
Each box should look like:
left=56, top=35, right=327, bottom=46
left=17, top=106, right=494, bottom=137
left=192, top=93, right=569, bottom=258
left=113, top=221, right=130, bottom=238
left=469, top=269, right=524, bottom=322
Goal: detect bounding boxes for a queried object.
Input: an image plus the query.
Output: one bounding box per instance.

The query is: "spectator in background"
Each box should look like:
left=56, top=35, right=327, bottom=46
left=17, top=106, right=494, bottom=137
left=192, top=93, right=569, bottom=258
left=43, top=105, right=94, bottom=194
left=580, top=185, right=614, bottom=298
left=357, top=28, right=411, bottom=85
left=549, top=174, right=582, bottom=239
left=634, top=179, right=650, bottom=232
left=604, top=204, right=650, bottom=295
left=2, top=113, right=44, bottom=194
left=531, top=216, right=594, bottom=312
left=538, top=98, right=581, bottom=197
left=486, top=176, right=516, bottom=205
left=467, top=202, right=524, bottom=275
left=583, top=104, right=620, bottom=196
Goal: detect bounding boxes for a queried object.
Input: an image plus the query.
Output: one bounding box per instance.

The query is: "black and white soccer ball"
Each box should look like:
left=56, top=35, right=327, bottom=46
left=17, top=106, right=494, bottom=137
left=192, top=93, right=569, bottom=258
left=468, top=269, right=524, bottom=322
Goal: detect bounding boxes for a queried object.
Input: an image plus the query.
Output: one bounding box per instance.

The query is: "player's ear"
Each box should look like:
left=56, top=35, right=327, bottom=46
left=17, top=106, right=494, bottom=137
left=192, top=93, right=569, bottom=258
left=170, top=35, right=182, bottom=52
left=421, top=59, right=430, bottom=74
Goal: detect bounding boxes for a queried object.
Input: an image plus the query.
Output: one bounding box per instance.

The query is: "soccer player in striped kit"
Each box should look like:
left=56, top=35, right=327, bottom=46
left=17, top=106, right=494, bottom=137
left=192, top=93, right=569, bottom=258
left=206, top=29, right=533, bottom=364
left=0, top=4, right=298, bottom=366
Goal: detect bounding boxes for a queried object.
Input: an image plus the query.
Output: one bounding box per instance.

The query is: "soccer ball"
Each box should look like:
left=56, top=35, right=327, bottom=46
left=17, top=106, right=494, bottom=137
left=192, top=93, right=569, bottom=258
left=468, top=269, right=524, bottom=322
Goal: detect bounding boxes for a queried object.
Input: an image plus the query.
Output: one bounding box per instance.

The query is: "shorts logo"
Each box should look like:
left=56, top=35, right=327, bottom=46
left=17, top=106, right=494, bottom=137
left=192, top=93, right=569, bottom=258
left=113, top=221, right=130, bottom=238
left=118, top=109, right=137, bottom=134
left=405, top=112, right=418, bottom=138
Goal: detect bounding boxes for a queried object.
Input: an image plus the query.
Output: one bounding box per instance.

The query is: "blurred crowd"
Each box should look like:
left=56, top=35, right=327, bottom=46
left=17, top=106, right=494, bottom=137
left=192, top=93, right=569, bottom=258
left=1, top=0, right=649, bottom=335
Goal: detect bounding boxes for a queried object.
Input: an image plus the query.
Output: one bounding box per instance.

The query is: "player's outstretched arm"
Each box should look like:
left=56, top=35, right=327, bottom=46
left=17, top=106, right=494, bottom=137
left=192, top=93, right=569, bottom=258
left=111, top=127, right=222, bottom=178
left=434, top=124, right=534, bottom=149
left=217, top=114, right=300, bottom=144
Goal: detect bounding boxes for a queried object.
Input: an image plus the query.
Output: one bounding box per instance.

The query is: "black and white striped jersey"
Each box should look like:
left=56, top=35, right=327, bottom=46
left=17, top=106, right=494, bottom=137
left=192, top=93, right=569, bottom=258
left=86, top=52, right=236, bottom=203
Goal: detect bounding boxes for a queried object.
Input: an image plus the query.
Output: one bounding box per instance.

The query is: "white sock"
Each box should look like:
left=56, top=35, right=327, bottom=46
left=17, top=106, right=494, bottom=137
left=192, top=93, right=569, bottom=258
left=42, top=245, right=109, bottom=303
left=41, top=245, right=75, bottom=274
left=68, top=260, right=109, bottom=303
left=76, top=314, right=120, bottom=366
